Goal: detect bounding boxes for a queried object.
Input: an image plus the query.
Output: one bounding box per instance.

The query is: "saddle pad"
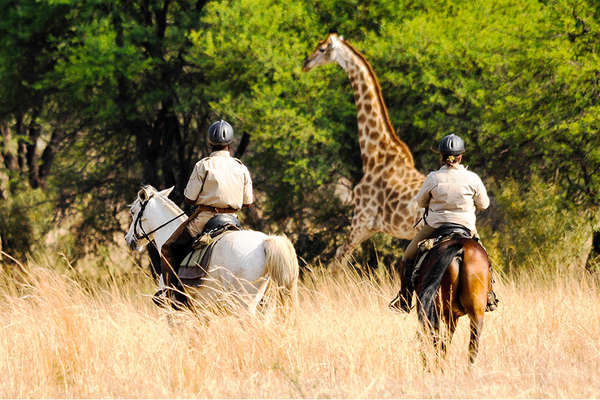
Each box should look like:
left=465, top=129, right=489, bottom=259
left=178, top=232, right=229, bottom=279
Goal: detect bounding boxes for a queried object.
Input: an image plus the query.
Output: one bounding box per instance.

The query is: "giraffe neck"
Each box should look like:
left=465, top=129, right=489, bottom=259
left=336, top=41, right=414, bottom=168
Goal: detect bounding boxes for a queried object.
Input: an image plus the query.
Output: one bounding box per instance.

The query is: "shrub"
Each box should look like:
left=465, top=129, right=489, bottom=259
left=479, top=176, right=595, bottom=275
left=0, top=187, right=54, bottom=260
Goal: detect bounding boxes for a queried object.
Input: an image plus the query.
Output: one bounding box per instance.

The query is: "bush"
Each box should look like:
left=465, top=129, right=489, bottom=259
left=479, top=176, right=595, bottom=275
left=0, top=187, right=54, bottom=260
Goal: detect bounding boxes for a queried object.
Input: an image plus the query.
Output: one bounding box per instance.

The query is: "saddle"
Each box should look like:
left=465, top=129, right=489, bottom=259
left=418, top=223, right=473, bottom=253
left=201, top=213, right=242, bottom=237
left=177, top=214, right=242, bottom=287
left=412, top=223, right=473, bottom=280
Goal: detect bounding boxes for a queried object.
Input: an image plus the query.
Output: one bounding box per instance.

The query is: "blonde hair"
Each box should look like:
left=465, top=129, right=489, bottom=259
left=443, top=154, right=461, bottom=166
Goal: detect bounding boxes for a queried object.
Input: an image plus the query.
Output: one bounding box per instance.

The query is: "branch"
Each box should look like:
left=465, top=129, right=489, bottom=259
left=234, top=132, right=250, bottom=158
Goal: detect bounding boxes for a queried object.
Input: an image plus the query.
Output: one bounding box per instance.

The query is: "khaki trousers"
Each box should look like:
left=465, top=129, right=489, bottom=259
left=186, top=211, right=217, bottom=237
left=403, top=225, right=437, bottom=261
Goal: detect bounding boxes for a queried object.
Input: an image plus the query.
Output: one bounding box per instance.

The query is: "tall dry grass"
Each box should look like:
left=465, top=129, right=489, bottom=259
left=1, top=253, right=599, bottom=398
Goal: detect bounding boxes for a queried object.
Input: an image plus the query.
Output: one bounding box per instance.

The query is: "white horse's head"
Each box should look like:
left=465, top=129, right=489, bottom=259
left=124, top=185, right=177, bottom=250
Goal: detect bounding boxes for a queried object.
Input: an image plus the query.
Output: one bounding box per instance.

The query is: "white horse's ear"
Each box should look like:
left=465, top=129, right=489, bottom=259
left=138, top=188, right=148, bottom=201
left=330, top=34, right=342, bottom=48
left=159, top=187, right=174, bottom=198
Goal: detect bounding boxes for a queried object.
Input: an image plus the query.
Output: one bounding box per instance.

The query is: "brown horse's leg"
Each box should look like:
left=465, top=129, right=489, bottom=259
left=468, top=314, right=484, bottom=363
left=417, top=324, right=441, bottom=371
left=439, top=257, right=461, bottom=359
left=441, top=311, right=459, bottom=358
left=430, top=295, right=459, bottom=366
left=459, top=239, right=489, bottom=363
left=415, top=298, right=442, bottom=370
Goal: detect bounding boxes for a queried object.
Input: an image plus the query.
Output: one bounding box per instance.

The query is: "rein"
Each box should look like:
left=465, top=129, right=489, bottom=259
left=133, top=195, right=186, bottom=242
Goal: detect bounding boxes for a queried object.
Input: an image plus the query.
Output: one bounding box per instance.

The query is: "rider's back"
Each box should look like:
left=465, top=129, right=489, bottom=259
left=418, top=165, right=489, bottom=232
left=185, top=150, right=253, bottom=210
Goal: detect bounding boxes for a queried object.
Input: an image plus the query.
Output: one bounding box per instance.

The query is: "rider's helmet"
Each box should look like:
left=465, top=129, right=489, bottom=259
left=208, top=120, right=234, bottom=146
left=439, top=134, right=465, bottom=156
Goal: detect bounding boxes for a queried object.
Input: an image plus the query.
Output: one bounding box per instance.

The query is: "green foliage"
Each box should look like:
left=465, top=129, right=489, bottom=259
left=1, top=0, right=600, bottom=269
left=0, top=187, right=54, bottom=259
left=479, top=176, right=594, bottom=274
left=368, top=0, right=600, bottom=205
left=188, top=0, right=359, bottom=245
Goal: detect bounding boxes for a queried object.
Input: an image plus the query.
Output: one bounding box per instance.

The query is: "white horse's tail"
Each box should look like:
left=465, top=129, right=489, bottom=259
left=264, top=234, right=299, bottom=306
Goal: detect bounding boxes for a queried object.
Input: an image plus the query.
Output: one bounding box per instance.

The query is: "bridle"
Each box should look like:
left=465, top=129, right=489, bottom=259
left=132, top=195, right=186, bottom=243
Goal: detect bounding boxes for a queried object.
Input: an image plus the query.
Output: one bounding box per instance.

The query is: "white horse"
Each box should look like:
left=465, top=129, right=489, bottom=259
left=124, top=185, right=299, bottom=314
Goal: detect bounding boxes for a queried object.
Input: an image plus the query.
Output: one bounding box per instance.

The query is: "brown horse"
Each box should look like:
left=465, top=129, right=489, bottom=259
left=409, top=237, right=491, bottom=364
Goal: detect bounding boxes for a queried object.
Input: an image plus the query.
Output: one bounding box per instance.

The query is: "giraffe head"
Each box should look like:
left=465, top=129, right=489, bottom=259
left=302, top=32, right=345, bottom=72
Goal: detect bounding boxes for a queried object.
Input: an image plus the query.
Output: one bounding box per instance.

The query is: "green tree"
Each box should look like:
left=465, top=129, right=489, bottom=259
left=1, top=0, right=599, bottom=268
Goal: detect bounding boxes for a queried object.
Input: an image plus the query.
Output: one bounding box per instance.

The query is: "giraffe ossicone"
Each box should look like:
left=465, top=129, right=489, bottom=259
left=303, top=32, right=426, bottom=265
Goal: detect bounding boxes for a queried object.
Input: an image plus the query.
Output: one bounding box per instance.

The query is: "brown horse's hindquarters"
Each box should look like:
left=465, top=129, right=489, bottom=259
left=459, top=240, right=489, bottom=315
left=441, top=259, right=465, bottom=317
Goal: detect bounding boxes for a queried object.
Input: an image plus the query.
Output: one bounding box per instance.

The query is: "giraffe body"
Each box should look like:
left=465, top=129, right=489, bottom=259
left=303, top=33, right=425, bottom=262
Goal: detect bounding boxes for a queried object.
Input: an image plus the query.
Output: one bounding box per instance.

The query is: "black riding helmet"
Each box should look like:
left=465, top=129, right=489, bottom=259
left=439, top=134, right=465, bottom=156
left=208, top=120, right=234, bottom=145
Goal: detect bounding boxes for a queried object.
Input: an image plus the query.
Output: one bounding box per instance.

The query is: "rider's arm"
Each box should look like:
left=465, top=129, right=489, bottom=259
left=415, top=173, right=435, bottom=209
left=183, top=198, right=195, bottom=216
left=473, top=177, right=490, bottom=211
left=183, top=161, right=206, bottom=204
left=242, top=165, right=254, bottom=206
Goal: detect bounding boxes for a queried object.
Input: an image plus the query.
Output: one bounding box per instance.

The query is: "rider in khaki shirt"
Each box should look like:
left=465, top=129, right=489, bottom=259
left=184, top=149, right=253, bottom=237
left=389, top=134, right=498, bottom=313
left=410, top=163, right=489, bottom=251
left=161, top=120, right=253, bottom=284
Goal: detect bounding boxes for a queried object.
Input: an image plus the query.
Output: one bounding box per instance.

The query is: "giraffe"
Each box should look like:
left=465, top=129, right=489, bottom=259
left=302, top=32, right=425, bottom=263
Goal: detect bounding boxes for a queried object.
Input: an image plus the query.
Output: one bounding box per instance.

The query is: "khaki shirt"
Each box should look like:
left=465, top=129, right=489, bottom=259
left=415, top=164, right=489, bottom=232
left=184, top=150, right=253, bottom=209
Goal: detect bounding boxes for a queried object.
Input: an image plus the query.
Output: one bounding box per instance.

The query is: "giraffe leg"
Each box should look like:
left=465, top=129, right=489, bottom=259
left=332, top=220, right=375, bottom=272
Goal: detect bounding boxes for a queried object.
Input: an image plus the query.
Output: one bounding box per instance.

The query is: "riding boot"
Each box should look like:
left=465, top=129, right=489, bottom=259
left=486, top=264, right=499, bottom=312
left=158, top=232, right=193, bottom=309
left=389, top=258, right=415, bottom=313
left=154, top=253, right=185, bottom=308
left=158, top=256, right=189, bottom=309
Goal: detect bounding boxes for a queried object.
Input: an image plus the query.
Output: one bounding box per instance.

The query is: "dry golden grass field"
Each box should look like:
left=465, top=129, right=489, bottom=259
left=1, top=251, right=599, bottom=398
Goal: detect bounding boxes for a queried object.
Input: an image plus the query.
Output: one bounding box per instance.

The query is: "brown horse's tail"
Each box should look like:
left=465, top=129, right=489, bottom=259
left=415, top=242, right=464, bottom=331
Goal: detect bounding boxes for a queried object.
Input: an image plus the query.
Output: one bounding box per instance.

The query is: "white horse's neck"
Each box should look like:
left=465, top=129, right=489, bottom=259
left=144, top=196, right=188, bottom=251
